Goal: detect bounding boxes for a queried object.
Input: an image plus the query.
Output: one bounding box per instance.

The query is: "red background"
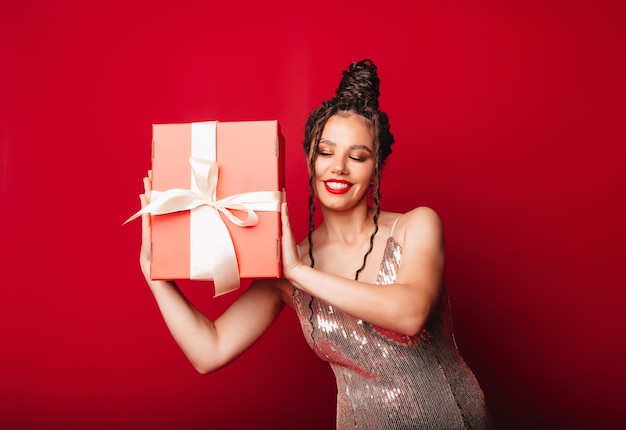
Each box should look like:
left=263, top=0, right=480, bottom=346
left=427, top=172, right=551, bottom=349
left=1, top=1, right=624, bottom=429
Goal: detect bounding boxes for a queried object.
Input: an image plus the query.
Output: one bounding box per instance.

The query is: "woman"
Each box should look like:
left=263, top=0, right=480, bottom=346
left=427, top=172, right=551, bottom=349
left=138, top=60, right=490, bottom=429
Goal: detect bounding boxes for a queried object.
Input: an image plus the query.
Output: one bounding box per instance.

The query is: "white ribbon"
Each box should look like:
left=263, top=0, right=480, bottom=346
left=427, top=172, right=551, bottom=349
left=124, top=121, right=281, bottom=296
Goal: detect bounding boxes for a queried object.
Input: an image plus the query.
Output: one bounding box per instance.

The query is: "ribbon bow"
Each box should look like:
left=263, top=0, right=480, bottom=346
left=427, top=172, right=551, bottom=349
left=124, top=156, right=281, bottom=296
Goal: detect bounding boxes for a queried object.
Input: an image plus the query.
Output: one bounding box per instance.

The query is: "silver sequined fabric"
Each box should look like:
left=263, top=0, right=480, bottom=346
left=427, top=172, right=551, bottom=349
left=293, top=237, right=490, bottom=429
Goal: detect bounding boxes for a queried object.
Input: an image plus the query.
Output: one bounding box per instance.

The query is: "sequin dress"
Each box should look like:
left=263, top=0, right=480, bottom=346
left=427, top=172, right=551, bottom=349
left=293, top=236, right=490, bottom=429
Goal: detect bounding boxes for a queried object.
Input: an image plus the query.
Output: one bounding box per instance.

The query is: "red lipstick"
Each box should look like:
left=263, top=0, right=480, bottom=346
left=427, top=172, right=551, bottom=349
left=324, top=179, right=353, bottom=195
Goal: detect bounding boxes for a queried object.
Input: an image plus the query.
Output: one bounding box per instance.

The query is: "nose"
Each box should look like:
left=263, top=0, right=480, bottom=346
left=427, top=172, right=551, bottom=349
left=330, top=156, right=348, bottom=175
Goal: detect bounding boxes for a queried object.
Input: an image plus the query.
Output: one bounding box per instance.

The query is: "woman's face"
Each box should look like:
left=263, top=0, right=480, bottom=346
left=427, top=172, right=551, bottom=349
left=312, top=113, right=376, bottom=212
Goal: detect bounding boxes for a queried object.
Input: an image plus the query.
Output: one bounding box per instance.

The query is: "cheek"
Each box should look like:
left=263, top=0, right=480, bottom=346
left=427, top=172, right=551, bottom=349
left=313, top=157, right=329, bottom=176
left=359, top=164, right=376, bottom=185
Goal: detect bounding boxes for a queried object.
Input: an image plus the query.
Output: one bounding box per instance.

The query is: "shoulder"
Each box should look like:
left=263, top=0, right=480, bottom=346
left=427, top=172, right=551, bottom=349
left=403, top=206, right=442, bottom=228
left=389, top=206, right=444, bottom=248
left=387, top=206, right=442, bottom=233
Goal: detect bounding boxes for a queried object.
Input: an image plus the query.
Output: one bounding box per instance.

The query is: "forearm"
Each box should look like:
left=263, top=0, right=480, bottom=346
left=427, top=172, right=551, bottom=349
left=143, top=275, right=288, bottom=374
left=287, top=265, right=434, bottom=336
left=145, top=278, right=223, bottom=373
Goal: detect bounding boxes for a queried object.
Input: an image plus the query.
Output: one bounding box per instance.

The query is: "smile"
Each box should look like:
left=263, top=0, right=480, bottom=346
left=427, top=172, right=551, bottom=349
left=324, top=180, right=353, bottom=194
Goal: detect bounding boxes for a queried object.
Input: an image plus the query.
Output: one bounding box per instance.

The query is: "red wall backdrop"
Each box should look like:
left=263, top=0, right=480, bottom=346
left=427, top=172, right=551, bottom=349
left=2, top=1, right=624, bottom=429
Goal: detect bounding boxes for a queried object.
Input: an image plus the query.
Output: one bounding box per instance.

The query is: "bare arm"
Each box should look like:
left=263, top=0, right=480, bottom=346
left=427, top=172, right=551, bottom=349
left=281, top=203, right=444, bottom=336
left=140, top=174, right=288, bottom=374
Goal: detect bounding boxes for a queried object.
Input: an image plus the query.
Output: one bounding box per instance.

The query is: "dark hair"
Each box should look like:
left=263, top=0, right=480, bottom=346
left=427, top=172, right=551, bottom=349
left=303, top=59, right=395, bottom=280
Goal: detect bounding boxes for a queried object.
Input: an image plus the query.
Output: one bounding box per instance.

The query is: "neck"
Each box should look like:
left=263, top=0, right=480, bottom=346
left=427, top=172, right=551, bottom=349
left=319, top=201, right=375, bottom=246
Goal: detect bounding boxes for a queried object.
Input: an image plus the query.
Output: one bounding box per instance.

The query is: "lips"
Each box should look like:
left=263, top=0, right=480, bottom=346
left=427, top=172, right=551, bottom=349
left=324, top=179, right=353, bottom=194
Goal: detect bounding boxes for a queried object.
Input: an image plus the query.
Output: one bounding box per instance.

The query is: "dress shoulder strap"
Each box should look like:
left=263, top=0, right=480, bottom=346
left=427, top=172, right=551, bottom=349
left=389, top=216, right=401, bottom=238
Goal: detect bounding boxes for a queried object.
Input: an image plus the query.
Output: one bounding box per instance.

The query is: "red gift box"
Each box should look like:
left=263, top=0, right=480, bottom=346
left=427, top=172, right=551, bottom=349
left=127, top=120, right=283, bottom=296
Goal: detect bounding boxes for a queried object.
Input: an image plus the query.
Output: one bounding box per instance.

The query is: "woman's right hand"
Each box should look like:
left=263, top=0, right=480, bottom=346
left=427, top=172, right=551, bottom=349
left=139, top=170, right=153, bottom=281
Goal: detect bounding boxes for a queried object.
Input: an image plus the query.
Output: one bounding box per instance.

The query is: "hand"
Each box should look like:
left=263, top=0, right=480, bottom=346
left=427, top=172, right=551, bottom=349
left=280, top=192, right=304, bottom=280
left=139, top=171, right=153, bottom=281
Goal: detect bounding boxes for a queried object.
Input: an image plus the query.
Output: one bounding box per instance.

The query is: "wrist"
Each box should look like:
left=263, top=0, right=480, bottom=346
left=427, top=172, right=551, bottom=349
left=285, top=263, right=308, bottom=291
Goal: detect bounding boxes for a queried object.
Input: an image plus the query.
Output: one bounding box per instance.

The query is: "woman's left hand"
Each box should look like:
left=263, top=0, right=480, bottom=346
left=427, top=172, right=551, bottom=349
left=280, top=194, right=303, bottom=280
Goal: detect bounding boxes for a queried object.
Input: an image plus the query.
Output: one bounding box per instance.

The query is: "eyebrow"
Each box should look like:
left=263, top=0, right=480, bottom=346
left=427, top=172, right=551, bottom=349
left=319, top=138, right=373, bottom=154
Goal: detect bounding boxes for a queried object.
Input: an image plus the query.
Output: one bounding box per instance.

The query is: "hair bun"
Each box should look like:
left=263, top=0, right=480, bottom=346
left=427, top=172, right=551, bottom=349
left=335, top=59, right=380, bottom=110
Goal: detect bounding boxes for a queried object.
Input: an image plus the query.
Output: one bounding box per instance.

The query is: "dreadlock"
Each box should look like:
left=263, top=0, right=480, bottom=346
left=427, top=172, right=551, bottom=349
left=303, top=59, right=395, bottom=280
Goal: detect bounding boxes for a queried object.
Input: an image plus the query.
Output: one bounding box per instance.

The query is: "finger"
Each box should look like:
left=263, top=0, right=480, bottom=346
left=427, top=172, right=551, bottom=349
left=280, top=202, right=297, bottom=251
left=281, top=201, right=291, bottom=231
left=140, top=194, right=151, bottom=239
left=143, top=176, right=152, bottom=202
